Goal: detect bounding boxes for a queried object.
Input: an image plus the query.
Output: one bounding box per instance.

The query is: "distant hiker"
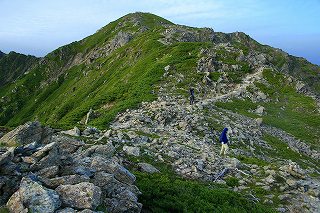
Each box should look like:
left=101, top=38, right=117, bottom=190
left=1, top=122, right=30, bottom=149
left=189, top=88, right=195, bottom=105
left=219, top=127, right=229, bottom=156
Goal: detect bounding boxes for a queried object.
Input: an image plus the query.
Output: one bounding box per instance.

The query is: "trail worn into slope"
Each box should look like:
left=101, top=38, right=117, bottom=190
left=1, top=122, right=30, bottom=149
left=105, top=66, right=320, bottom=212
left=212, top=67, right=263, bottom=101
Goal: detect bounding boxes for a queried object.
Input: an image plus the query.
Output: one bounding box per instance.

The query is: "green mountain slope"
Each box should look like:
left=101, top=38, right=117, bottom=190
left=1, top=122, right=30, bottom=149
left=0, top=12, right=319, bottom=134
left=0, top=12, right=319, bottom=212
left=0, top=51, right=38, bottom=87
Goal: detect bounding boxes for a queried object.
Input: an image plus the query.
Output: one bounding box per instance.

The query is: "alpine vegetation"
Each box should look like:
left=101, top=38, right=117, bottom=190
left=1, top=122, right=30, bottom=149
left=0, top=12, right=319, bottom=213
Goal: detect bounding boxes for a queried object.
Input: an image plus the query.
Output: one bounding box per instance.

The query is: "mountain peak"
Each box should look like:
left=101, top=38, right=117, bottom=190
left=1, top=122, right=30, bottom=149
left=0, top=13, right=320, bottom=212
left=120, top=12, right=173, bottom=27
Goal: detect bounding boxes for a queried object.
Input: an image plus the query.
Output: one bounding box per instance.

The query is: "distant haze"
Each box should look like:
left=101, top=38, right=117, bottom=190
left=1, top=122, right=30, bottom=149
left=0, top=0, right=319, bottom=65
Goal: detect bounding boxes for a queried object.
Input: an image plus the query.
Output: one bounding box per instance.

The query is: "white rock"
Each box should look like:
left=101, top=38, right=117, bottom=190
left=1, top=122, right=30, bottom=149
left=61, top=127, right=81, bottom=137
left=255, top=105, right=265, bottom=115
left=123, top=146, right=140, bottom=157
left=138, top=163, right=160, bottom=173
left=164, top=65, right=171, bottom=72
left=255, top=118, right=263, bottom=126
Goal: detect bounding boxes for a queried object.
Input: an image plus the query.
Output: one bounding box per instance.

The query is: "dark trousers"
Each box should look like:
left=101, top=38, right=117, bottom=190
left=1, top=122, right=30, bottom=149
left=190, top=95, right=195, bottom=105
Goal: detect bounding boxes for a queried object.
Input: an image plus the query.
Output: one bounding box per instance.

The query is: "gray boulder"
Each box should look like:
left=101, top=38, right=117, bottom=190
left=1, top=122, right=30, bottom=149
left=85, top=156, right=119, bottom=173
left=30, top=145, right=60, bottom=171
left=6, top=177, right=61, bottom=213
left=43, top=175, right=90, bottom=189
left=114, top=166, right=136, bottom=185
left=138, top=163, right=160, bottom=174
left=74, top=166, right=97, bottom=178
left=56, top=207, right=77, bottom=213
left=61, top=127, right=81, bottom=137
left=83, top=143, right=115, bottom=158
left=82, top=127, right=99, bottom=136
left=105, top=198, right=142, bottom=213
left=255, top=105, right=265, bottom=115
left=56, top=182, right=101, bottom=210
left=103, top=178, right=141, bottom=199
left=123, top=146, right=140, bottom=157
left=52, top=135, right=84, bottom=155
left=255, top=118, right=263, bottom=126
left=92, top=172, right=115, bottom=188
left=0, top=176, right=21, bottom=206
left=0, top=147, right=14, bottom=165
left=36, top=166, right=59, bottom=178
left=296, top=81, right=305, bottom=91
left=0, top=121, right=53, bottom=146
left=32, top=142, right=56, bottom=159
left=224, top=158, right=241, bottom=169
left=76, top=152, right=123, bottom=179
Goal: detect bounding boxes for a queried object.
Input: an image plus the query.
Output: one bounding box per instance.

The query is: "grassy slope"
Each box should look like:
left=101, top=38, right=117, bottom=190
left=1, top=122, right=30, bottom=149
left=0, top=12, right=319, bottom=132
left=0, top=52, right=38, bottom=87
left=216, top=67, right=320, bottom=173
left=0, top=13, right=319, bottom=212
left=216, top=69, right=320, bottom=150
left=0, top=13, right=174, bottom=129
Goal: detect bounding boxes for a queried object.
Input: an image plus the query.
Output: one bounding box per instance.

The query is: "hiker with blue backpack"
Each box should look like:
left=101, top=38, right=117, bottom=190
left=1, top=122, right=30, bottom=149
left=219, top=127, right=229, bottom=156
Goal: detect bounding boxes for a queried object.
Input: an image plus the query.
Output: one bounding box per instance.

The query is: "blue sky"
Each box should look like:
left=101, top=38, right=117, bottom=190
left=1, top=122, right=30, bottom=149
left=0, top=0, right=319, bottom=65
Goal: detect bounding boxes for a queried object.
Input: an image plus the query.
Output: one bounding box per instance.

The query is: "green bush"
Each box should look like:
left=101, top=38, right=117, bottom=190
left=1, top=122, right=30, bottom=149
left=225, top=177, right=240, bottom=187
left=209, top=72, right=221, bottom=81
left=0, top=207, right=9, bottom=213
left=135, top=172, right=274, bottom=213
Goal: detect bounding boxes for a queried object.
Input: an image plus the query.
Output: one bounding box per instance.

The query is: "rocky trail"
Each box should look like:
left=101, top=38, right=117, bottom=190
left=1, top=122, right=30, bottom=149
left=104, top=66, right=320, bottom=212
left=205, top=66, right=264, bottom=103
left=0, top=69, right=319, bottom=212
left=1, top=11, right=320, bottom=213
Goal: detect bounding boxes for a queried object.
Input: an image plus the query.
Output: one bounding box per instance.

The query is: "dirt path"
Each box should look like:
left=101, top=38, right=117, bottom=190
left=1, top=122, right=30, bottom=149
left=204, top=67, right=264, bottom=103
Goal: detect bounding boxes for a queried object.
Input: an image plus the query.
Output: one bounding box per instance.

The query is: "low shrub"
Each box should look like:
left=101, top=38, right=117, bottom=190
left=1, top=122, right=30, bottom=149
left=135, top=172, right=275, bottom=212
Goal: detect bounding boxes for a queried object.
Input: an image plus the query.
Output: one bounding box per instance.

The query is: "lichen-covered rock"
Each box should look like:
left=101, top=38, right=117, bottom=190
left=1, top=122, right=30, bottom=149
left=123, top=146, right=140, bottom=157
left=78, top=209, right=104, bottom=213
left=61, top=127, right=81, bottom=137
left=32, top=142, right=56, bottom=159
left=36, top=165, right=59, bottom=178
left=87, top=156, right=119, bottom=173
left=56, top=207, right=77, bottom=213
left=52, top=135, right=85, bottom=154
left=105, top=198, right=142, bottom=213
left=83, top=143, right=115, bottom=158
left=137, top=163, right=160, bottom=174
left=6, top=177, right=61, bottom=213
left=43, top=174, right=91, bottom=189
left=92, top=172, right=114, bottom=187
left=0, top=176, right=20, bottom=206
left=114, top=166, right=136, bottom=185
left=30, top=145, right=60, bottom=171
left=0, top=122, right=142, bottom=212
left=0, top=121, right=53, bottom=146
left=56, top=182, right=101, bottom=210
left=0, top=147, right=14, bottom=165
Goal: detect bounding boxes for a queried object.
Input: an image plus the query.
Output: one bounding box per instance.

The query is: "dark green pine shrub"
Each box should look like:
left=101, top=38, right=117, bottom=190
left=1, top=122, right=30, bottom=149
left=135, top=172, right=275, bottom=213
